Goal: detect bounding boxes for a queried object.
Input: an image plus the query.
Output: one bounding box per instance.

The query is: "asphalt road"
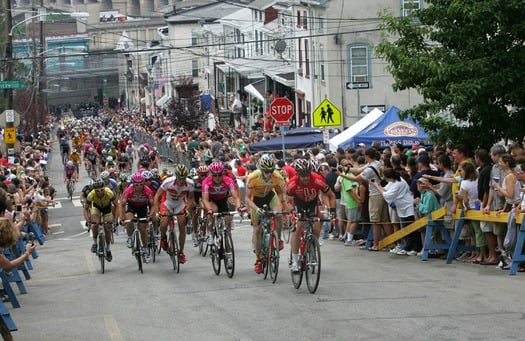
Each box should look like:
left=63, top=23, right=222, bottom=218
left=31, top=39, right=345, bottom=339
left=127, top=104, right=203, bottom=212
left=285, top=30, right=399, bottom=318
left=8, top=140, right=525, bottom=341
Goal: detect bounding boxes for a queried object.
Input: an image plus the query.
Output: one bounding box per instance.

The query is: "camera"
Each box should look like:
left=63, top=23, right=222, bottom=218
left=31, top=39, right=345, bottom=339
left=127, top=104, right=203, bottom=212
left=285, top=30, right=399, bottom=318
left=337, top=165, right=343, bottom=172
left=16, top=204, right=22, bottom=212
left=370, top=178, right=376, bottom=182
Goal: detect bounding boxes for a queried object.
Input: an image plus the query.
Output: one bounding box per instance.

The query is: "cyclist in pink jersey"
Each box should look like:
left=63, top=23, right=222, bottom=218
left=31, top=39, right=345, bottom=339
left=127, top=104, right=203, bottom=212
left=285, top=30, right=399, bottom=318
left=201, top=162, right=245, bottom=246
left=151, top=164, right=195, bottom=264
left=120, top=172, right=154, bottom=261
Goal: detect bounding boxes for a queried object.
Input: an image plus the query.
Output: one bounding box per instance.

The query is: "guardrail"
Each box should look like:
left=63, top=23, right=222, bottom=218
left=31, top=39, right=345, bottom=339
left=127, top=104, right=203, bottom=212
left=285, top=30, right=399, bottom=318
left=134, top=130, right=190, bottom=168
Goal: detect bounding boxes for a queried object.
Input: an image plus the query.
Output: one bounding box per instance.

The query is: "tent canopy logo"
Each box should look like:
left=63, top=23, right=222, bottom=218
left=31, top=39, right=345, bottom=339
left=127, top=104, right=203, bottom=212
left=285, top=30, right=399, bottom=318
left=384, top=122, right=418, bottom=136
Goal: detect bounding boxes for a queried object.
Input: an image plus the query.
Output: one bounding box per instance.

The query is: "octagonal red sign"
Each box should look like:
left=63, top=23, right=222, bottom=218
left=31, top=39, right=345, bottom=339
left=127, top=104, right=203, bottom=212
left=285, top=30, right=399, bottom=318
left=269, top=97, right=294, bottom=122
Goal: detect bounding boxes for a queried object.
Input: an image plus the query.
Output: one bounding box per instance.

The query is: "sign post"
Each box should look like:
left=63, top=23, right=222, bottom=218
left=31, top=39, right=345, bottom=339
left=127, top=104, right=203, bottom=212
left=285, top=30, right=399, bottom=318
left=2, top=110, right=19, bottom=161
left=269, top=97, right=294, bottom=159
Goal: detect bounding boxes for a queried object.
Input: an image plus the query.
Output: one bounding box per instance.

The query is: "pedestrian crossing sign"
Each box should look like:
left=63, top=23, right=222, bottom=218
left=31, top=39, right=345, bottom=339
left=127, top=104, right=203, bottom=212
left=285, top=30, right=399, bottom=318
left=312, top=99, right=342, bottom=127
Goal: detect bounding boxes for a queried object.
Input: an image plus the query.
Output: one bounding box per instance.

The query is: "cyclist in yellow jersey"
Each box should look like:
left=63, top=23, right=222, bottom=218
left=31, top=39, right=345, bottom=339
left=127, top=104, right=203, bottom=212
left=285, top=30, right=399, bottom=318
left=69, top=148, right=82, bottom=170
left=85, top=178, right=117, bottom=261
left=244, top=155, right=287, bottom=274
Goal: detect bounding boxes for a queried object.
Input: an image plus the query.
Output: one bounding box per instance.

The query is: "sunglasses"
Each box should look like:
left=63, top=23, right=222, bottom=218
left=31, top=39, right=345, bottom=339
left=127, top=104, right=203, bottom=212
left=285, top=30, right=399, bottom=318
left=95, top=188, right=104, bottom=192
left=133, top=183, right=144, bottom=186
left=199, top=174, right=207, bottom=177
left=263, top=170, right=274, bottom=174
left=212, top=173, right=223, bottom=177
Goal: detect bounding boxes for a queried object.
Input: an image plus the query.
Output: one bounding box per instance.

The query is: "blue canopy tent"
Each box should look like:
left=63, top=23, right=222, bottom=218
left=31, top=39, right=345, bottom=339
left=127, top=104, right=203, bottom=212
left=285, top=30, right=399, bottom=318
left=248, top=127, right=336, bottom=152
left=329, top=106, right=430, bottom=150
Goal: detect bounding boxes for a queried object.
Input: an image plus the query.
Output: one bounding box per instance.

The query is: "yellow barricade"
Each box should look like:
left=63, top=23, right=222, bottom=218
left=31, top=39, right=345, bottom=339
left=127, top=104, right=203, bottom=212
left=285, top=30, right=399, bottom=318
left=378, top=207, right=524, bottom=250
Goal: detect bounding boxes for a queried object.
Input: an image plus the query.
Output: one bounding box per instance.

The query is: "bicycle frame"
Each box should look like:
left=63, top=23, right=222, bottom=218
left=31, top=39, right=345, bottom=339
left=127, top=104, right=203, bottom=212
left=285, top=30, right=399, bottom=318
left=123, top=217, right=149, bottom=273
left=210, top=211, right=238, bottom=278
left=259, top=206, right=289, bottom=283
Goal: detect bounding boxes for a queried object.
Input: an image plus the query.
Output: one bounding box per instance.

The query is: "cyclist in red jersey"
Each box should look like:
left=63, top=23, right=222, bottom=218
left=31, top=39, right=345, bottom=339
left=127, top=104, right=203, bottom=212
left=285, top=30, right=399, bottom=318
left=286, top=159, right=336, bottom=272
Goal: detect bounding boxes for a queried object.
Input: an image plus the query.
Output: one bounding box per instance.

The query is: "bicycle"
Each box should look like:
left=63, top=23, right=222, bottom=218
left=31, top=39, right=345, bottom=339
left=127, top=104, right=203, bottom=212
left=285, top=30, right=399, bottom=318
left=147, top=220, right=159, bottom=263
left=124, top=216, right=149, bottom=273
left=209, top=211, right=238, bottom=278
left=195, top=206, right=209, bottom=257
left=289, top=213, right=325, bottom=294
left=160, top=213, right=181, bottom=273
left=66, top=178, right=76, bottom=200
left=259, top=205, right=289, bottom=283
left=93, top=221, right=111, bottom=274
left=282, top=211, right=296, bottom=244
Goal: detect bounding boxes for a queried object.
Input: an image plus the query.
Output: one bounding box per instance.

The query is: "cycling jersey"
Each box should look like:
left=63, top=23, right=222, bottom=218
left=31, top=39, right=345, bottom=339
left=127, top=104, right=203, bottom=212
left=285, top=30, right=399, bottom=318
left=64, top=165, right=77, bottom=178
left=121, top=185, right=154, bottom=207
left=87, top=187, right=115, bottom=214
left=159, top=176, right=194, bottom=214
left=202, top=175, right=236, bottom=201
left=246, top=170, right=285, bottom=198
left=286, top=172, right=330, bottom=203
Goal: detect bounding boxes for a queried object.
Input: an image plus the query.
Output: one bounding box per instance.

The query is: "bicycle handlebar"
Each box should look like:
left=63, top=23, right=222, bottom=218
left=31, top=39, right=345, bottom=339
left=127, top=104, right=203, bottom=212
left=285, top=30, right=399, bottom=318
left=211, top=211, right=241, bottom=217
left=123, top=217, right=149, bottom=223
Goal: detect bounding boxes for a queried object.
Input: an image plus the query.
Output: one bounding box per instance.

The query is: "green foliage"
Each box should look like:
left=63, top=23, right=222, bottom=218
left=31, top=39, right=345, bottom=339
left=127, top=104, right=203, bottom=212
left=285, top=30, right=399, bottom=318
left=376, top=1, right=525, bottom=148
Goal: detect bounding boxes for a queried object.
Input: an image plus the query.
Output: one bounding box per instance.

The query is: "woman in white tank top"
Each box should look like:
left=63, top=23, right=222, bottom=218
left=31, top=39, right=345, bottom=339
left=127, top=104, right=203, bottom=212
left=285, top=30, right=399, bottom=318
left=494, top=154, right=521, bottom=211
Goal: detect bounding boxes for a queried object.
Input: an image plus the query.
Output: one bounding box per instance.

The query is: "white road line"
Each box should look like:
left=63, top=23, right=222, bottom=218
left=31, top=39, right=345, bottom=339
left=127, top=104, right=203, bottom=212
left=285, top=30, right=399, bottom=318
left=84, top=250, right=96, bottom=275
left=104, top=315, right=123, bottom=341
left=49, top=223, right=62, bottom=228
left=48, top=202, right=63, bottom=209
left=55, top=196, right=80, bottom=201
left=72, top=199, right=83, bottom=207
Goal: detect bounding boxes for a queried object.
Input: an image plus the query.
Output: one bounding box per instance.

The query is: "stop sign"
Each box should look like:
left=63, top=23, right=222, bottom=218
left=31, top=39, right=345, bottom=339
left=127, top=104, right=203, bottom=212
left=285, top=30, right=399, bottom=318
left=269, top=97, right=294, bottom=122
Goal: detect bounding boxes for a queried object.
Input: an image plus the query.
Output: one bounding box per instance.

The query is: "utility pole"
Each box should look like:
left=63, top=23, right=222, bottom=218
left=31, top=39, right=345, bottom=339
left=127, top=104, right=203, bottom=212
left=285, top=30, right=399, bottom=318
left=4, top=0, right=14, bottom=109
left=39, top=0, right=47, bottom=120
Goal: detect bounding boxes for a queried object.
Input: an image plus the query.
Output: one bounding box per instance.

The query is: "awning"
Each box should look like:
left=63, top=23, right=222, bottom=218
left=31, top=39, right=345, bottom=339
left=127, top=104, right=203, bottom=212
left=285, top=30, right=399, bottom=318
left=264, top=68, right=295, bottom=87
left=156, top=95, right=172, bottom=108
left=216, top=63, right=231, bottom=74
left=244, top=80, right=265, bottom=102
left=225, top=57, right=290, bottom=79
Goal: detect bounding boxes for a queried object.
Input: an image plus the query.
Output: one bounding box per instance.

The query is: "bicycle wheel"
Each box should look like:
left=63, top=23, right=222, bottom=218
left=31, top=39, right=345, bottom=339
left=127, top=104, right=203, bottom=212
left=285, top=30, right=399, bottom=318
left=148, top=226, right=157, bottom=263
left=262, top=243, right=269, bottom=280
left=186, top=218, right=193, bottom=235
left=305, top=235, right=321, bottom=294
left=98, top=232, right=105, bottom=274
left=269, top=231, right=280, bottom=283
left=282, top=217, right=291, bottom=244
left=169, top=230, right=179, bottom=273
left=198, top=218, right=208, bottom=257
left=224, top=230, right=235, bottom=278
left=211, top=233, right=221, bottom=275
left=134, top=230, right=143, bottom=273
left=290, top=250, right=302, bottom=289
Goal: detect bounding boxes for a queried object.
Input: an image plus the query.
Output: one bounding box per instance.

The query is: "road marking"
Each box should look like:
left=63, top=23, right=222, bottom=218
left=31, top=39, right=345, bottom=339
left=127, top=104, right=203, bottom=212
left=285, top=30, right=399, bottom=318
left=52, top=231, right=64, bottom=235
left=48, top=202, right=63, bottom=209
left=49, top=223, right=62, bottom=228
left=55, top=196, right=80, bottom=201
left=72, top=199, right=83, bottom=207
left=84, top=250, right=96, bottom=275
left=104, top=315, right=123, bottom=341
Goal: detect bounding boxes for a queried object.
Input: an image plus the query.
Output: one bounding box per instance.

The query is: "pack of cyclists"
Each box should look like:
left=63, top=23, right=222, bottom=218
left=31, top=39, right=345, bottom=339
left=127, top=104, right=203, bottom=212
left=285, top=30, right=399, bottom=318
left=59, top=117, right=336, bottom=276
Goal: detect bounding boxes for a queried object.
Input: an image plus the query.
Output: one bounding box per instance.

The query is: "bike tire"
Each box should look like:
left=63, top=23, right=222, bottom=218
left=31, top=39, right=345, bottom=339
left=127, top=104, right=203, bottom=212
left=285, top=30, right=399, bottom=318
left=262, top=243, right=269, bottom=280
left=282, top=218, right=291, bottom=244
left=211, top=234, right=221, bottom=275
left=224, top=230, right=235, bottom=278
left=149, top=226, right=157, bottom=263
left=98, top=232, right=105, bottom=274
left=169, top=230, right=179, bottom=273
left=269, top=231, right=280, bottom=283
left=134, top=230, right=143, bottom=273
left=290, top=250, right=302, bottom=289
left=305, top=235, right=321, bottom=294
left=198, top=218, right=208, bottom=257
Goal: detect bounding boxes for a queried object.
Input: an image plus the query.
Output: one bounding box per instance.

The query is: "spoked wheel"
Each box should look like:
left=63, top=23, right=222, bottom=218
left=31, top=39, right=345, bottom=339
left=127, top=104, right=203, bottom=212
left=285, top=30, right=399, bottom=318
left=134, top=232, right=143, bottom=274
left=169, top=231, right=179, bottom=273
left=98, top=234, right=105, bottom=274
left=211, top=242, right=221, bottom=276
left=223, top=230, right=235, bottom=278
left=305, top=236, right=321, bottom=294
left=290, top=250, right=302, bottom=289
left=186, top=219, right=193, bottom=235
left=282, top=218, right=291, bottom=244
left=269, top=231, right=280, bottom=283
left=148, top=228, right=157, bottom=263
left=262, top=244, right=269, bottom=280
left=199, top=220, right=208, bottom=257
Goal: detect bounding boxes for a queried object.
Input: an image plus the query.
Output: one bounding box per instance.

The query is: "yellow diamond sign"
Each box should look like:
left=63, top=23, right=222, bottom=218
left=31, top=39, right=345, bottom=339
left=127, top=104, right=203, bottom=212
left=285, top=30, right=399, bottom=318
left=4, top=127, right=16, bottom=144
left=312, top=99, right=341, bottom=127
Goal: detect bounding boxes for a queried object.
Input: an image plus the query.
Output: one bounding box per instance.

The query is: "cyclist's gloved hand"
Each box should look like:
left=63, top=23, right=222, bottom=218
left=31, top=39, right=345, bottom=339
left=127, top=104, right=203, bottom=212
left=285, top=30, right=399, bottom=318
left=237, top=206, right=247, bottom=213
left=207, top=209, right=214, bottom=216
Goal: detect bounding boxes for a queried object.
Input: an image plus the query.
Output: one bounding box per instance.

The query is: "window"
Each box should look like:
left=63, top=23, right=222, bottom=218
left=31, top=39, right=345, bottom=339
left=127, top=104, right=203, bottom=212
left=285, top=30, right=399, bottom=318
left=298, top=38, right=303, bottom=75
left=348, top=45, right=369, bottom=83
left=192, top=59, right=199, bottom=77
left=319, top=44, right=325, bottom=81
left=402, top=0, right=421, bottom=16
left=304, top=40, right=310, bottom=78
left=302, top=11, right=308, bottom=29
left=297, top=11, right=301, bottom=28
left=318, top=15, right=324, bottom=33
left=191, top=33, right=198, bottom=46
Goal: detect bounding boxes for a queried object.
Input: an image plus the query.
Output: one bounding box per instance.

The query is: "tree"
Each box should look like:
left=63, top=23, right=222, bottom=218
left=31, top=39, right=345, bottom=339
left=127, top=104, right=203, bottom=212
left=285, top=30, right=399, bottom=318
left=376, top=0, right=525, bottom=147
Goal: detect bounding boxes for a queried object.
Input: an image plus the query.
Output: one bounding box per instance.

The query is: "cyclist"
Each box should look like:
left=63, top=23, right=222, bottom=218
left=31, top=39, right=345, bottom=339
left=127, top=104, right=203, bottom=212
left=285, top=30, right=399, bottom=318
left=190, top=165, right=208, bottom=247
left=151, top=164, right=195, bottom=265
left=85, top=178, right=117, bottom=261
left=84, top=147, right=98, bottom=178
left=201, top=161, right=246, bottom=269
left=120, top=172, right=154, bottom=262
left=59, top=135, right=71, bottom=164
left=69, top=148, right=82, bottom=170
left=244, top=155, right=287, bottom=274
left=100, top=170, right=117, bottom=192
left=286, top=159, right=336, bottom=272
left=63, top=160, right=78, bottom=191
